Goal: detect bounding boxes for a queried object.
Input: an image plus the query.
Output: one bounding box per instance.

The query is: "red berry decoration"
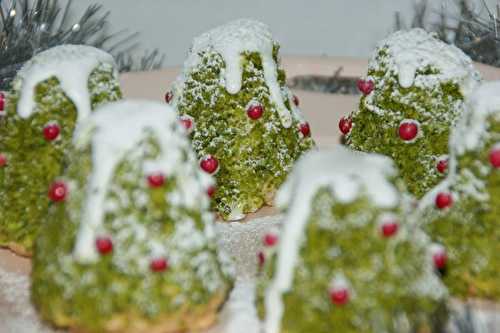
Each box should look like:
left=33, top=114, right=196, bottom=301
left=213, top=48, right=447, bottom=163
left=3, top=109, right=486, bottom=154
left=339, top=117, right=352, bottom=135
left=247, top=104, right=264, bottom=120
left=329, top=288, right=349, bottom=306
left=96, top=237, right=113, bottom=255
left=147, top=172, right=166, bottom=188
left=263, top=233, right=279, bottom=247
left=0, top=92, right=5, bottom=112
left=436, top=158, right=448, bottom=174
left=489, top=146, right=500, bottom=169
left=258, top=251, right=265, bottom=268
left=43, top=123, right=60, bottom=141
left=200, top=155, right=219, bottom=174
left=48, top=181, right=68, bottom=202
left=357, top=79, right=374, bottom=95
left=398, top=121, right=419, bottom=141
left=207, top=185, right=216, bottom=198
left=299, top=122, right=311, bottom=137
left=292, top=95, right=300, bottom=106
left=435, top=192, right=453, bottom=210
left=0, top=154, right=7, bottom=167
left=150, top=258, right=169, bottom=272
left=432, top=247, right=448, bottom=270
left=165, top=91, right=174, bottom=104
left=381, top=219, right=399, bottom=238
left=180, top=115, right=194, bottom=134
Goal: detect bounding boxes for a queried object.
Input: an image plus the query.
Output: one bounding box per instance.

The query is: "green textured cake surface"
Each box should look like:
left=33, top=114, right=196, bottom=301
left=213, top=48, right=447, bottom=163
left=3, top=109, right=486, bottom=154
left=420, top=82, right=500, bottom=300
left=31, top=101, right=230, bottom=332
left=0, top=59, right=121, bottom=254
left=259, top=148, right=447, bottom=333
left=346, top=28, right=480, bottom=198
left=173, top=19, right=314, bottom=220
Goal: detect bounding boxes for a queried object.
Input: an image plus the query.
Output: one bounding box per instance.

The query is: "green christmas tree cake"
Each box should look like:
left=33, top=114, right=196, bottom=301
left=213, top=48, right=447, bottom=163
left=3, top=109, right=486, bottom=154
left=343, top=28, right=481, bottom=198
left=32, top=100, right=230, bottom=333
left=262, top=147, right=447, bottom=333
left=0, top=44, right=122, bottom=256
left=418, top=81, right=500, bottom=300
left=171, top=19, right=314, bottom=221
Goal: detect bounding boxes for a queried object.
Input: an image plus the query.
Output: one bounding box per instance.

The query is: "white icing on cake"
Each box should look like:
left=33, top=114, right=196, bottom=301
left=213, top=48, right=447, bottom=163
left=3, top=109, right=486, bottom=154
left=371, top=28, right=480, bottom=92
left=451, top=81, right=500, bottom=156
left=419, top=81, right=500, bottom=211
left=264, top=147, right=399, bottom=333
left=14, top=45, right=117, bottom=121
left=178, top=19, right=294, bottom=128
left=73, top=100, right=213, bottom=263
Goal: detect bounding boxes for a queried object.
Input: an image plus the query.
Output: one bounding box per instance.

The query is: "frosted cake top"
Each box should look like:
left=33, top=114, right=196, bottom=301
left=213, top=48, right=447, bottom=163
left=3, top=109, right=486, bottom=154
left=370, top=28, right=480, bottom=91
left=14, top=44, right=116, bottom=120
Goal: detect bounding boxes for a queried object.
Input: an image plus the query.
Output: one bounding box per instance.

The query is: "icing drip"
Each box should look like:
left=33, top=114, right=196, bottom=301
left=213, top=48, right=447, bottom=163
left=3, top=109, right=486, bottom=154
left=73, top=100, right=212, bottom=263
left=451, top=81, right=500, bottom=155
left=181, top=19, right=293, bottom=128
left=371, top=28, right=480, bottom=93
left=419, top=81, right=500, bottom=210
left=14, top=45, right=117, bottom=122
left=264, top=146, right=399, bottom=333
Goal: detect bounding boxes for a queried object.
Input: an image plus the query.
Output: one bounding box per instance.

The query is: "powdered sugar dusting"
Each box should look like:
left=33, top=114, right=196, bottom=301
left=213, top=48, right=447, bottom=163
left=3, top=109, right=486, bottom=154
left=265, top=147, right=399, bottom=333
left=374, top=28, right=480, bottom=92
left=0, top=266, right=60, bottom=333
left=14, top=45, right=117, bottom=121
left=179, top=19, right=294, bottom=128
left=451, top=81, right=500, bottom=156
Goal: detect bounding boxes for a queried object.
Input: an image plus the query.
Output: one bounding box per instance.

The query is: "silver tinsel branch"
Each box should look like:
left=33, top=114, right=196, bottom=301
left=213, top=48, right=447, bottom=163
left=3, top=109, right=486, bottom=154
left=0, top=0, right=165, bottom=90
left=395, top=0, right=500, bottom=67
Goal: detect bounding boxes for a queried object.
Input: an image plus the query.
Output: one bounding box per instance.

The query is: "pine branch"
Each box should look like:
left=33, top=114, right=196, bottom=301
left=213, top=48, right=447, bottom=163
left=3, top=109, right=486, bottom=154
left=0, top=0, right=164, bottom=90
left=394, top=0, right=500, bottom=68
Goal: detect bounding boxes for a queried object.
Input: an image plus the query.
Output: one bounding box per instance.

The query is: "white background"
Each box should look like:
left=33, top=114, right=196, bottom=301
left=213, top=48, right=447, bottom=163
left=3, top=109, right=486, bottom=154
left=68, top=0, right=498, bottom=67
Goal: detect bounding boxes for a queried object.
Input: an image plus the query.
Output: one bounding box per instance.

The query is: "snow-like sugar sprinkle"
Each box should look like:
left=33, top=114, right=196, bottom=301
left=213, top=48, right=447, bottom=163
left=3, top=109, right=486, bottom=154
left=14, top=44, right=116, bottom=121
left=0, top=266, right=61, bottom=333
left=265, top=146, right=399, bottom=333
left=373, top=28, right=480, bottom=93
left=180, top=19, right=294, bottom=128
left=329, top=273, right=350, bottom=291
left=72, top=100, right=213, bottom=263
left=451, top=81, right=500, bottom=155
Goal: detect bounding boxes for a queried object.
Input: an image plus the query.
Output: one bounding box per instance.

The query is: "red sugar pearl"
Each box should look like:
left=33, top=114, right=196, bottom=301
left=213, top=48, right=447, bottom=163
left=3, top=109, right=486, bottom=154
left=398, top=121, right=418, bottom=141
left=0, top=92, right=5, bottom=112
left=247, top=104, right=264, bottom=120
left=0, top=154, right=7, bottom=167
left=180, top=115, right=194, bottom=134
left=433, top=249, right=448, bottom=270
left=150, top=258, right=169, bottom=272
left=489, top=146, right=500, bottom=169
left=292, top=95, right=300, bottom=106
left=165, top=91, right=174, bottom=104
left=207, top=185, right=216, bottom=198
left=263, top=233, right=279, bottom=247
left=435, top=192, right=453, bottom=210
left=329, top=288, right=349, bottom=306
left=437, top=158, right=448, bottom=174
left=96, top=237, right=113, bottom=255
left=299, top=122, right=311, bottom=137
left=43, top=123, right=60, bottom=141
left=339, top=117, right=352, bottom=135
left=48, top=181, right=68, bottom=202
left=258, top=251, right=266, bottom=268
left=200, top=155, right=219, bottom=174
left=381, top=220, right=399, bottom=238
left=147, top=172, right=166, bottom=188
left=357, top=79, right=374, bottom=95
